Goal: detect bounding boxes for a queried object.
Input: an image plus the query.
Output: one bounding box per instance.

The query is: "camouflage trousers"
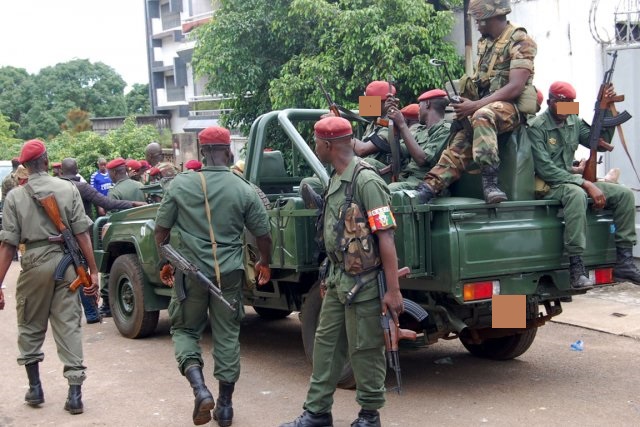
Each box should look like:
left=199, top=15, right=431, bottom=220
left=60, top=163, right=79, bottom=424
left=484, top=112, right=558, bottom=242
left=425, top=101, right=520, bottom=192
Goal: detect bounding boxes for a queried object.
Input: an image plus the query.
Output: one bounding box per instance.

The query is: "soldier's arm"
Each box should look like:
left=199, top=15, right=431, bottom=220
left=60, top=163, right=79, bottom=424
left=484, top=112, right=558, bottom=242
left=0, top=242, right=16, bottom=310
left=82, top=182, right=137, bottom=211
left=389, top=110, right=425, bottom=166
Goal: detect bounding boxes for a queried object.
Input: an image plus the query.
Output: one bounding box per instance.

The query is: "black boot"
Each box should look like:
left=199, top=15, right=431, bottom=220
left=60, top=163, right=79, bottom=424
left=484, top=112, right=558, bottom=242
left=301, top=183, right=323, bottom=210
left=569, top=256, right=594, bottom=289
left=481, top=166, right=507, bottom=204
left=415, top=183, right=436, bottom=204
left=613, top=247, right=640, bottom=285
left=24, top=363, right=44, bottom=406
left=213, top=381, right=234, bottom=427
left=98, top=302, right=111, bottom=318
left=64, top=385, right=83, bottom=415
left=279, top=410, right=334, bottom=427
left=184, top=365, right=215, bottom=426
left=351, top=409, right=381, bottom=427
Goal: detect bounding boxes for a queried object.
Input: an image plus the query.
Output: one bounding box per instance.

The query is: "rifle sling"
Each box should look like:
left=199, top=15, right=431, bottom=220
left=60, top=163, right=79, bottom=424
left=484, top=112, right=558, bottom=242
left=609, top=104, right=640, bottom=187
left=198, top=172, right=222, bottom=287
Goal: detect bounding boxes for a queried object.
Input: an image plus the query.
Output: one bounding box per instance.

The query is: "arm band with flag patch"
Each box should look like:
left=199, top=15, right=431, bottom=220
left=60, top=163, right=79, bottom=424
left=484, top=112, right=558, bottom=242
left=367, top=206, right=396, bottom=232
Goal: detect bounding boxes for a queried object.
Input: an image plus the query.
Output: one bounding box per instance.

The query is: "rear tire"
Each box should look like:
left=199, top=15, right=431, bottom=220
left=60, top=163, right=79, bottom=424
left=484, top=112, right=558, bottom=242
left=109, top=254, right=159, bottom=339
left=460, top=328, right=538, bottom=360
left=300, top=282, right=356, bottom=389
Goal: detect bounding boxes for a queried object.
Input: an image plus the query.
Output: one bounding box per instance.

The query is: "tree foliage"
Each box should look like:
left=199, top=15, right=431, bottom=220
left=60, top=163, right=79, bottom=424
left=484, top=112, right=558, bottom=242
left=0, top=59, right=129, bottom=141
left=0, top=113, right=22, bottom=159
left=126, top=83, right=152, bottom=115
left=193, top=0, right=463, bottom=133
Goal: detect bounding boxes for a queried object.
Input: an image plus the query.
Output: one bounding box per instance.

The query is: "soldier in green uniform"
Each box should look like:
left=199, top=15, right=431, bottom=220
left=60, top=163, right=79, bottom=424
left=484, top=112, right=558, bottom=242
left=388, top=89, right=451, bottom=191
left=0, top=139, right=99, bottom=415
left=281, top=117, right=404, bottom=427
left=107, top=157, right=146, bottom=204
left=145, top=141, right=179, bottom=184
left=416, top=0, right=538, bottom=204
left=528, top=81, right=640, bottom=288
left=154, top=126, right=273, bottom=426
left=1, top=157, right=20, bottom=201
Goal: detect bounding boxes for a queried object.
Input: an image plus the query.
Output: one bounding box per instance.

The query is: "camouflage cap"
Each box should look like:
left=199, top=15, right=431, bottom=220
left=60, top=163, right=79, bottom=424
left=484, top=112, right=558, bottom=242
left=468, top=0, right=511, bottom=20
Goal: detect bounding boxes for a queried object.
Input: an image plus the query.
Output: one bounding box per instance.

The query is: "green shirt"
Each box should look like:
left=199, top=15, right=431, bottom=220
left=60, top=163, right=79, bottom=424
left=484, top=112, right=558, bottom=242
left=0, top=172, right=92, bottom=267
left=529, top=109, right=614, bottom=188
left=108, top=177, right=146, bottom=204
left=400, top=120, right=451, bottom=182
left=155, top=166, right=270, bottom=276
left=323, top=157, right=395, bottom=302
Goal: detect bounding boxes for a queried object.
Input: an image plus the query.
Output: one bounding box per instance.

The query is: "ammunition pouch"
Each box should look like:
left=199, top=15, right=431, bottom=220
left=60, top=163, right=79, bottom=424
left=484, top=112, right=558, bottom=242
left=515, top=84, right=538, bottom=115
left=459, top=74, right=480, bottom=101
left=339, top=202, right=380, bottom=276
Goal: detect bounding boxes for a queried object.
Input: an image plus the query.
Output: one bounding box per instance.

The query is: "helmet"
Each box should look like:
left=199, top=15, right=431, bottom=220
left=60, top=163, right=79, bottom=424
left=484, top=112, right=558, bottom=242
left=468, top=0, right=511, bottom=20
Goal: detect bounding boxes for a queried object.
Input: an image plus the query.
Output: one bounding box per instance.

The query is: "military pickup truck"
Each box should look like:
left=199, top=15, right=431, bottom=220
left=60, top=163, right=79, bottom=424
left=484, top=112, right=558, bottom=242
left=93, top=109, right=617, bottom=386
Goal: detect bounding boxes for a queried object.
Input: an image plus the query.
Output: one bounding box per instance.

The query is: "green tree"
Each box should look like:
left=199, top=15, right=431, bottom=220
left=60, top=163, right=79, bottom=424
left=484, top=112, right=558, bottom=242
left=193, top=0, right=463, bottom=133
left=61, top=109, right=93, bottom=134
left=0, top=66, right=33, bottom=126
left=125, top=83, right=152, bottom=115
left=0, top=113, right=22, bottom=159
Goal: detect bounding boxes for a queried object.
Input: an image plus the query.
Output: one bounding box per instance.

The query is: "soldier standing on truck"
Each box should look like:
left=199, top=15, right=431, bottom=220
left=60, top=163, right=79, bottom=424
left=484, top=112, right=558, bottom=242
left=281, top=116, right=404, bottom=427
left=416, top=0, right=538, bottom=204
left=154, top=125, right=272, bottom=427
left=528, top=81, right=640, bottom=288
left=0, top=139, right=99, bottom=415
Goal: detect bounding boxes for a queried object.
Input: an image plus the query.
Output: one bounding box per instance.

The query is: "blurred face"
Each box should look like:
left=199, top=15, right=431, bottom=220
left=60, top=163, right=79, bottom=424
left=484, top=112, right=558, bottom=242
left=108, top=168, right=116, bottom=182
left=98, top=160, right=107, bottom=173
left=548, top=96, right=575, bottom=124
left=419, top=101, right=429, bottom=125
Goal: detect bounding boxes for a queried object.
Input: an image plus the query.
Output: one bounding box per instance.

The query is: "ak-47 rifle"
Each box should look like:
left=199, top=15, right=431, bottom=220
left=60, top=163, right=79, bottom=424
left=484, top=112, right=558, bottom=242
left=37, top=193, right=101, bottom=322
left=159, top=243, right=236, bottom=312
left=386, top=77, right=402, bottom=182
left=315, top=77, right=370, bottom=124
left=583, top=51, right=632, bottom=182
left=378, top=267, right=418, bottom=394
left=429, top=58, right=474, bottom=137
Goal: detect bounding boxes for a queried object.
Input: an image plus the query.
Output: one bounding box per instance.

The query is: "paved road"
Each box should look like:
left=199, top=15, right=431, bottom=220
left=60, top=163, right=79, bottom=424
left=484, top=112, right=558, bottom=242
left=1, top=262, right=639, bottom=427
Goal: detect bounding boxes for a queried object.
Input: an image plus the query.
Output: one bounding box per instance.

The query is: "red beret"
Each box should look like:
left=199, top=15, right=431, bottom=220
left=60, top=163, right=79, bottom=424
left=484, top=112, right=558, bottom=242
left=149, top=166, right=161, bottom=177
left=314, top=117, right=353, bottom=140
left=106, top=157, right=126, bottom=169
left=365, top=81, right=397, bottom=100
left=418, top=89, right=448, bottom=102
left=400, top=104, right=420, bottom=120
left=536, top=88, right=544, bottom=106
left=126, top=159, right=142, bottom=171
left=185, top=160, right=203, bottom=171
left=19, top=139, right=46, bottom=164
left=52, top=162, right=62, bottom=168
left=549, top=81, right=576, bottom=100
left=199, top=126, right=231, bottom=145
left=139, top=160, right=150, bottom=169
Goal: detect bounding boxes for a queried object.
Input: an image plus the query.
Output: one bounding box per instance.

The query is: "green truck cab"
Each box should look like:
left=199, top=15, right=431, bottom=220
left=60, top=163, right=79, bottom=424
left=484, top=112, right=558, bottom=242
left=94, top=109, right=617, bottom=382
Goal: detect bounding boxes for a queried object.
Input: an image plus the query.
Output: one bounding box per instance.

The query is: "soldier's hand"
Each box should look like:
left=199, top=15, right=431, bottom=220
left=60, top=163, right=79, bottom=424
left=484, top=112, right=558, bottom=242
left=83, top=273, right=99, bottom=297
left=0, top=289, right=5, bottom=310
left=382, top=288, right=404, bottom=327
left=255, top=260, right=271, bottom=286
left=384, top=96, right=399, bottom=114
left=132, top=201, right=147, bottom=207
left=388, top=108, right=406, bottom=128
left=582, top=181, right=606, bottom=209
left=604, top=83, right=617, bottom=100
left=160, top=263, right=175, bottom=287
left=452, top=97, right=478, bottom=119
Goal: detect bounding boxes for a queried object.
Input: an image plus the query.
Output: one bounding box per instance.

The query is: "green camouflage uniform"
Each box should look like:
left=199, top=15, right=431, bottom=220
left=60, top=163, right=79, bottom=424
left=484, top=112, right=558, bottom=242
left=1, top=171, right=18, bottom=200
left=425, top=23, right=537, bottom=192
left=0, top=172, right=93, bottom=385
left=389, top=120, right=451, bottom=191
left=304, top=157, right=396, bottom=414
left=529, top=109, right=635, bottom=255
left=155, top=167, right=270, bottom=382
left=107, top=177, right=146, bottom=204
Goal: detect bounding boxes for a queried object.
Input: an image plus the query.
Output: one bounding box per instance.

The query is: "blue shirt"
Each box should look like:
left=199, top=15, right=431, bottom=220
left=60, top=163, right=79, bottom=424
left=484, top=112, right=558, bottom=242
left=91, top=171, right=112, bottom=196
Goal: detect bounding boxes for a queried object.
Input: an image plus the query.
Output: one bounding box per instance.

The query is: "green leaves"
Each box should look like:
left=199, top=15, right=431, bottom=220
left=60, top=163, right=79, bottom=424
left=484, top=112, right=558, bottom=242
left=193, top=0, right=463, bottom=132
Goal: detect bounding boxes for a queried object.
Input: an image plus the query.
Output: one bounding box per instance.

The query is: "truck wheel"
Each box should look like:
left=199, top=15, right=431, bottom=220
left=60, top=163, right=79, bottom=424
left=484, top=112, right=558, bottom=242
left=253, top=306, right=292, bottom=320
left=460, top=327, right=538, bottom=360
left=300, top=282, right=356, bottom=390
left=109, top=254, right=159, bottom=339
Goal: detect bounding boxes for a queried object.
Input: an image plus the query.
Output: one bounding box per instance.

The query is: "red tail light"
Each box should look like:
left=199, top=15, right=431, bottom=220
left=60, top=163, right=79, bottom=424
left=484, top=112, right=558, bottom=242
left=463, top=281, right=499, bottom=301
left=589, top=268, right=614, bottom=285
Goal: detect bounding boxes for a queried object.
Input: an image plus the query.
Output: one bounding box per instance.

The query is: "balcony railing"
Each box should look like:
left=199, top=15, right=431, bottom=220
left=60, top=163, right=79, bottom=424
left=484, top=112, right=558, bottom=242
left=188, top=109, right=233, bottom=119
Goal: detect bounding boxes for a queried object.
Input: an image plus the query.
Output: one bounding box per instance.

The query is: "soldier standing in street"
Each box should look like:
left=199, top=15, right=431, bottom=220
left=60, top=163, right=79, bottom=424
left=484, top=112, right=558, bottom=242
left=0, top=139, right=99, bottom=415
left=416, top=0, right=538, bottom=204
left=154, top=126, right=272, bottom=426
left=281, top=117, right=404, bottom=427
left=528, top=81, right=640, bottom=288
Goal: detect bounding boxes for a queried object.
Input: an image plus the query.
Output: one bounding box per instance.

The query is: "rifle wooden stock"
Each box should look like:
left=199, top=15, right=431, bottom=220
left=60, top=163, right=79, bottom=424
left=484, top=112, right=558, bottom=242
left=583, top=148, right=598, bottom=183
left=37, top=194, right=93, bottom=293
